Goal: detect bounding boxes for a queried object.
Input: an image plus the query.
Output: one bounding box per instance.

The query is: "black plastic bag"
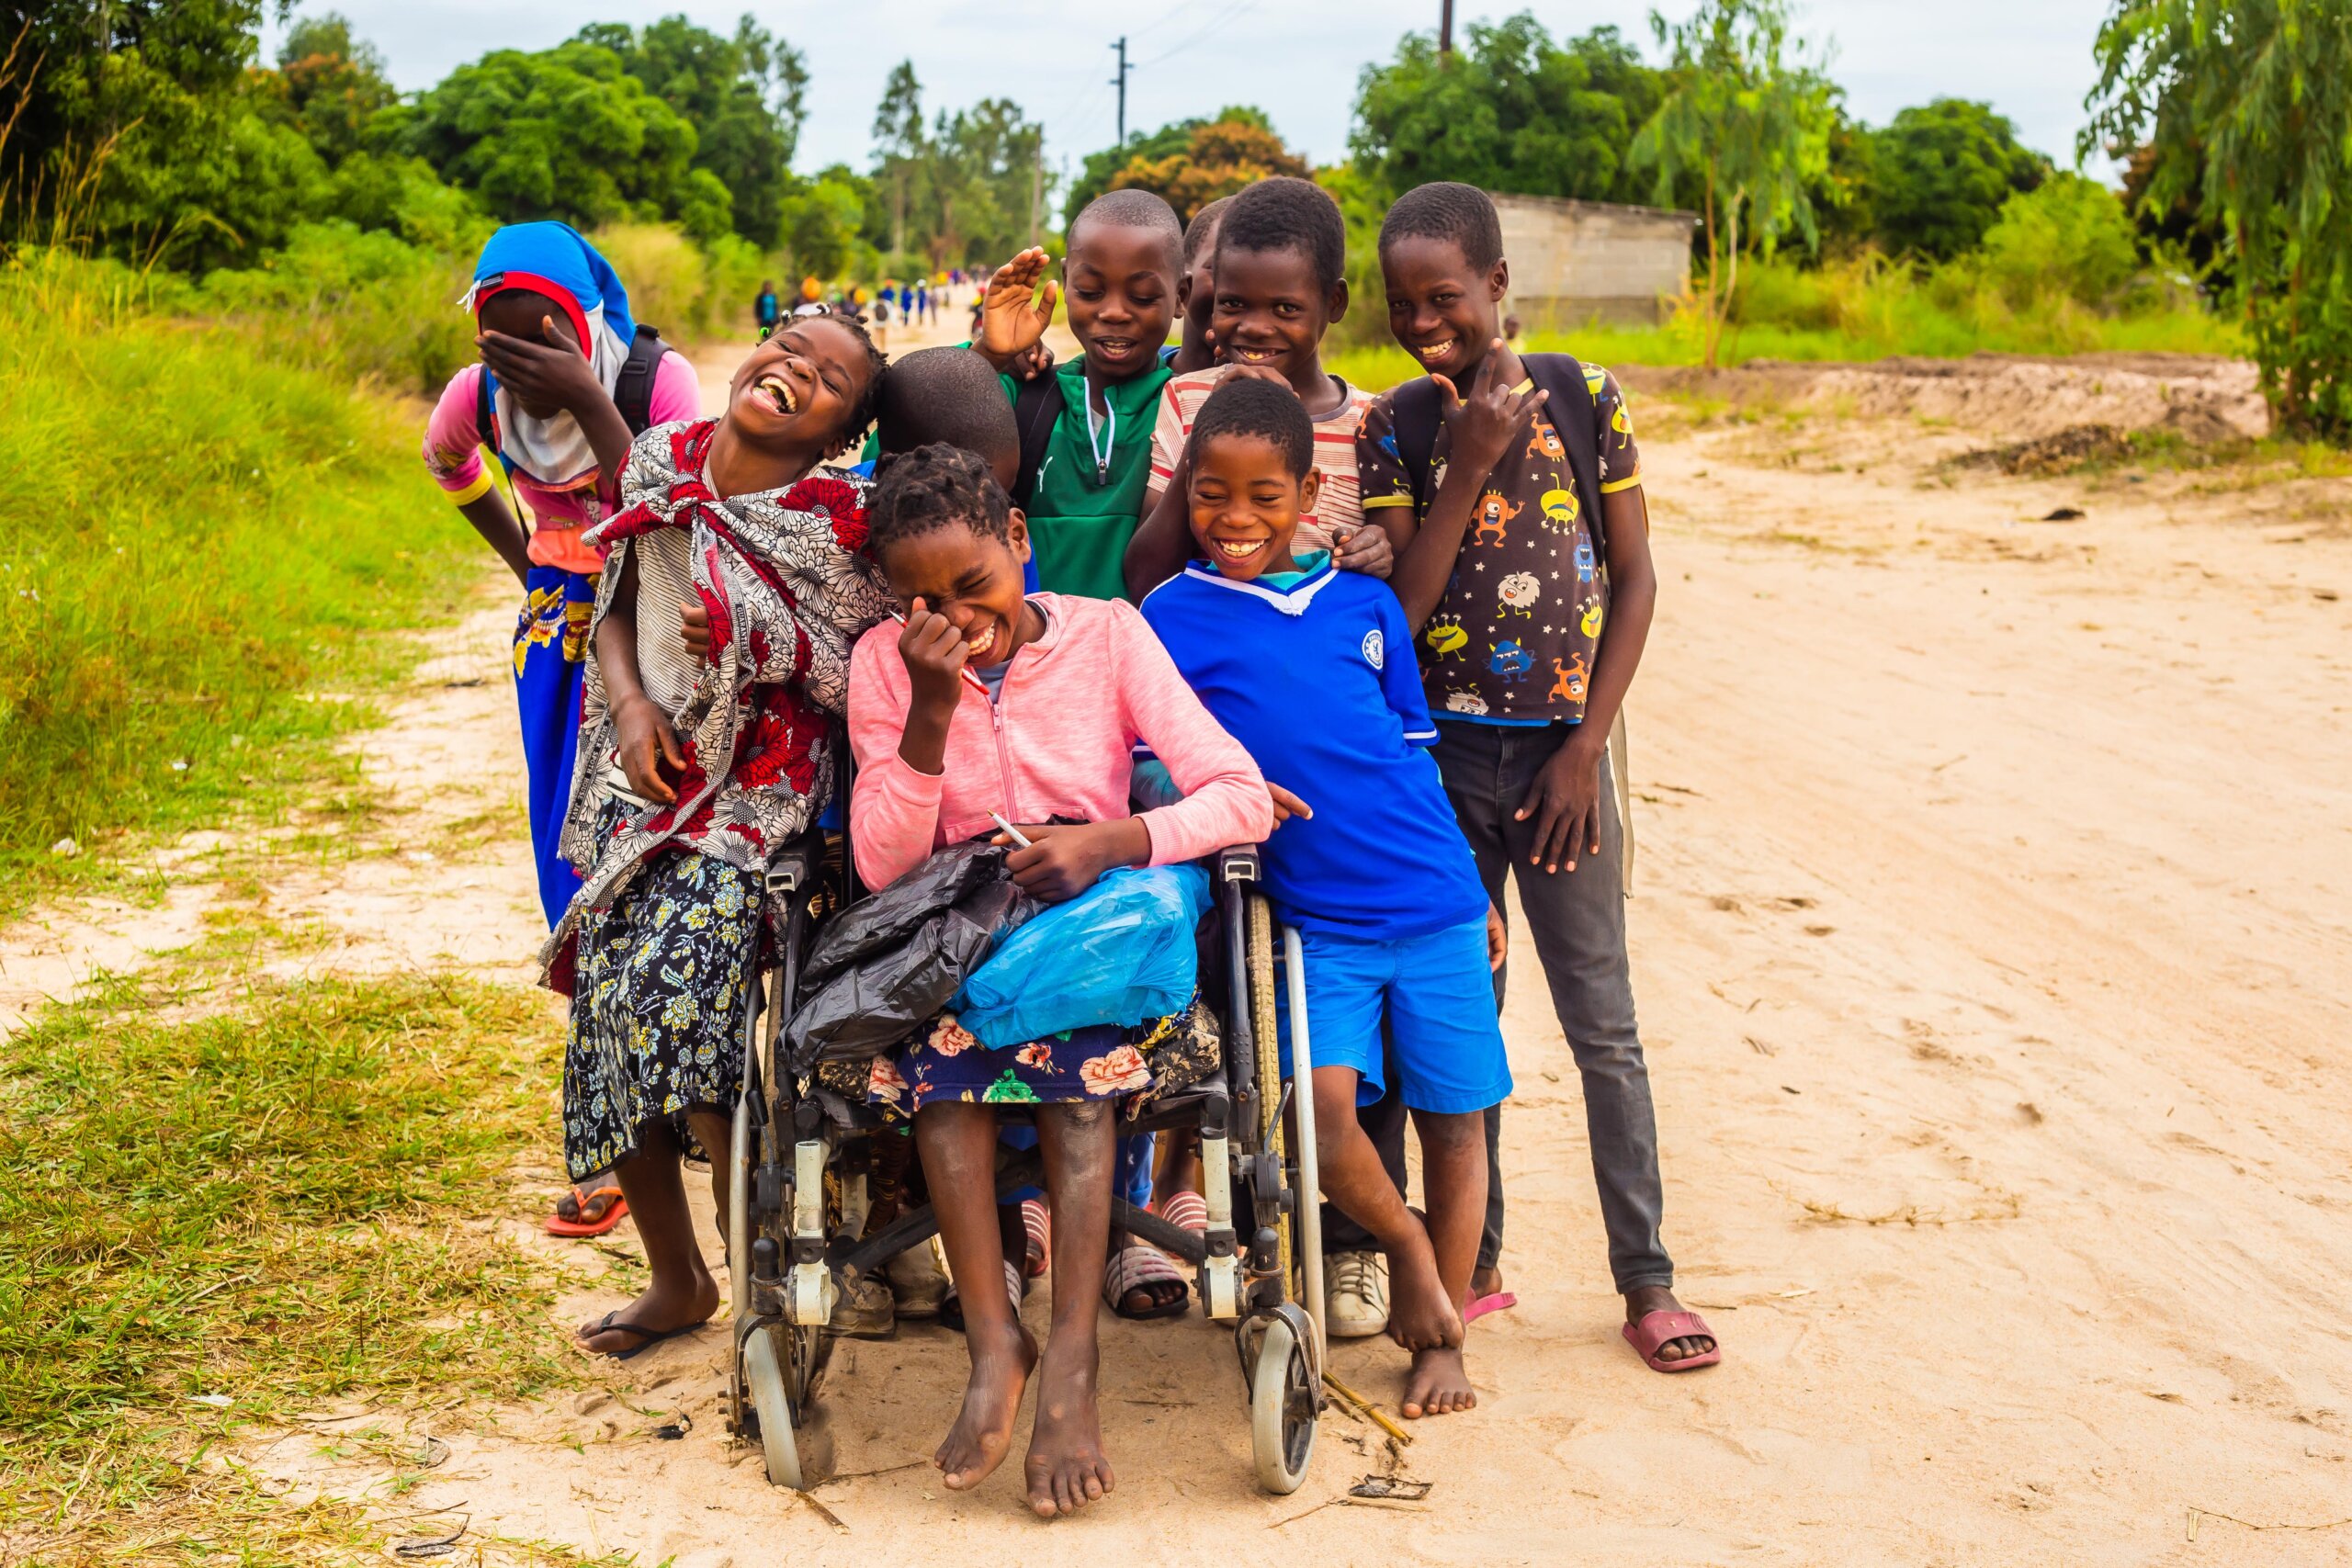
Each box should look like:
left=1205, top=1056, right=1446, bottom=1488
left=785, top=840, right=1036, bottom=1071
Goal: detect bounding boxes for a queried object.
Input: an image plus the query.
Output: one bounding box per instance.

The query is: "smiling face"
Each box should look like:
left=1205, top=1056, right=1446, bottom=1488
left=875, top=514, right=1035, bottom=670
left=1210, top=243, right=1345, bottom=393
left=725, top=316, right=873, bottom=457
left=1188, top=431, right=1320, bottom=583
left=1380, top=233, right=1508, bottom=386
left=1064, top=217, right=1178, bottom=385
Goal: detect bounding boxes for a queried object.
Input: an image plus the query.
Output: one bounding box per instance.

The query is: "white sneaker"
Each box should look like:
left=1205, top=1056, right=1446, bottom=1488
left=1325, top=1249, right=1389, bottom=1338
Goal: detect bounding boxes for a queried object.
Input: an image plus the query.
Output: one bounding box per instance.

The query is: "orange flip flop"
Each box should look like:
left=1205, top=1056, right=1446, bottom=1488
left=545, top=1184, right=628, bottom=1237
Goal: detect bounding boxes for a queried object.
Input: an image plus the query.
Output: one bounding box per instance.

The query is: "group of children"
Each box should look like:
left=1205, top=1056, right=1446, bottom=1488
left=426, top=176, right=1716, bottom=1523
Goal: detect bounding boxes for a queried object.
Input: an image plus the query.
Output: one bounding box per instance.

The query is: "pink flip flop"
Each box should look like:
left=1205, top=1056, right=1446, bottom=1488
left=1623, top=1309, right=1721, bottom=1372
left=1463, top=1291, right=1517, bottom=1324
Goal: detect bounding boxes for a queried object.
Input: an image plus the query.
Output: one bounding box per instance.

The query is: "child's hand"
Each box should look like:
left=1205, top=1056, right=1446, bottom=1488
left=613, top=693, right=685, bottom=806
left=1204, top=329, right=1292, bottom=389
left=1515, top=730, right=1605, bottom=874
left=1008, top=342, right=1057, bottom=382
left=976, top=248, right=1057, bottom=367
left=898, top=598, right=971, bottom=716
left=991, top=819, right=1150, bottom=902
left=1331, top=524, right=1394, bottom=580
left=1268, top=782, right=1313, bottom=827
left=1487, top=903, right=1508, bottom=970
left=476, top=313, right=606, bottom=417
left=1431, top=339, right=1546, bottom=483
left=681, top=601, right=712, bottom=661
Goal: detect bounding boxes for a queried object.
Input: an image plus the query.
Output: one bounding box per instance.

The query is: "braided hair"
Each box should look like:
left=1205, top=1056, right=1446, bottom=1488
left=867, top=442, right=1014, bottom=557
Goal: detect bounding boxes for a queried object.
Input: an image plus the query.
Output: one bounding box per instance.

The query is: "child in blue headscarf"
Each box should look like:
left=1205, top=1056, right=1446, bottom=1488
left=424, top=222, right=701, bottom=1240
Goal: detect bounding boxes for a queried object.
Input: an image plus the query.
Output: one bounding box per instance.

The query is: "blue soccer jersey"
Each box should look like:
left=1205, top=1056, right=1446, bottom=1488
left=1141, top=560, right=1489, bottom=941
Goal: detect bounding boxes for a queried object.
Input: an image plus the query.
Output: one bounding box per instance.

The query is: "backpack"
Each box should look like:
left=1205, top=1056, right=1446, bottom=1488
left=1010, top=369, right=1067, bottom=509
left=475, top=322, right=669, bottom=456
left=1385, top=351, right=1608, bottom=560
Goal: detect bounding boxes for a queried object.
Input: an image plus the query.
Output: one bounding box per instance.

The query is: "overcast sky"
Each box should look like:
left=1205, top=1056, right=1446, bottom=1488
left=267, top=1, right=2118, bottom=184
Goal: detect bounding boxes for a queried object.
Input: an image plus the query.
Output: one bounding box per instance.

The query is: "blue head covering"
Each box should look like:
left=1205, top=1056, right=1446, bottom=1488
left=467, top=221, right=636, bottom=344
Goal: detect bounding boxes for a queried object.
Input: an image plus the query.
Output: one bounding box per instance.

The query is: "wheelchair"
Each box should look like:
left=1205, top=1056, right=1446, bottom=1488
left=720, top=825, right=1331, bottom=1495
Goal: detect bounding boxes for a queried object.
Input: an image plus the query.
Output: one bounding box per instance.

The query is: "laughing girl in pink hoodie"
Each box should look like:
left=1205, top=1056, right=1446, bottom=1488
left=845, top=444, right=1271, bottom=1519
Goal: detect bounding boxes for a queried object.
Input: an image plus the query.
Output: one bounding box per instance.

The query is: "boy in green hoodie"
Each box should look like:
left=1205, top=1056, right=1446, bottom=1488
left=973, top=189, right=1182, bottom=602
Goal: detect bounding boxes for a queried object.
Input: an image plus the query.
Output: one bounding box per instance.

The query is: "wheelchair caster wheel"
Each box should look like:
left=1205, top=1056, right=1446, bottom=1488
left=742, top=1318, right=820, bottom=1488
left=1250, top=1314, right=1317, bottom=1494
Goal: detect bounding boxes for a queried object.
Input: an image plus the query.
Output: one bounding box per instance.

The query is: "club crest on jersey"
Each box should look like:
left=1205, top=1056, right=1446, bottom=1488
left=1361, top=628, right=1385, bottom=670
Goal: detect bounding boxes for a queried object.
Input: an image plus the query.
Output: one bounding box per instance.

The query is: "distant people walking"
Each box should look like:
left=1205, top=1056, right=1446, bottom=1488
left=916, top=278, right=931, bottom=323
left=755, top=278, right=779, bottom=335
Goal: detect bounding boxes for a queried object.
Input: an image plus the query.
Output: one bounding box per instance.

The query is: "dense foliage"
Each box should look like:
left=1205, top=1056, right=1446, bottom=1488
left=1871, top=99, right=2050, bottom=260
left=2086, top=0, right=2352, bottom=437
left=861, top=61, right=1047, bottom=272
left=1105, top=112, right=1310, bottom=225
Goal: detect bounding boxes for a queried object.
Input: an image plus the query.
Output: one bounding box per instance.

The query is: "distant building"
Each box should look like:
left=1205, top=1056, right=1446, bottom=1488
left=1489, top=193, right=1699, bottom=328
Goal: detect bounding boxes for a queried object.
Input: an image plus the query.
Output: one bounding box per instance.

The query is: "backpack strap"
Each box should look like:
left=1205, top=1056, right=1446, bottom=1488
left=1520, top=352, right=1607, bottom=561
left=1010, top=371, right=1066, bottom=509
left=474, top=367, right=498, bottom=451
left=614, top=324, right=665, bottom=436
left=1389, top=374, right=1445, bottom=513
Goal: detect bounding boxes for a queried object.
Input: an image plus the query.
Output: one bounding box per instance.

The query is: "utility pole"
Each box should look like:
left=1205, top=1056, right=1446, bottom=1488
left=1440, top=0, right=1455, bottom=55
left=1029, top=134, right=1044, bottom=247
left=1109, top=36, right=1131, bottom=144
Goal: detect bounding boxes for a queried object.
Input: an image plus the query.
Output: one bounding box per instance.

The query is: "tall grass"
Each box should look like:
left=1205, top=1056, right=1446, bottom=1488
left=1328, top=252, right=2245, bottom=391
left=0, top=253, right=481, bottom=903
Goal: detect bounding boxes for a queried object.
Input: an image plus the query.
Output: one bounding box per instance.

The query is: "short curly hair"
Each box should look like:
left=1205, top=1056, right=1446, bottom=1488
left=1216, top=175, right=1346, bottom=295
left=876, top=347, right=1018, bottom=478
left=1188, top=375, right=1313, bottom=480
left=1377, top=180, right=1503, bottom=273
left=867, top=443, right=1014, bottom=556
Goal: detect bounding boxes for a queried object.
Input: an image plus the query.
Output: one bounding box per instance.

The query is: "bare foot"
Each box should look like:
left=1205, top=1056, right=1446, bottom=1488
left=574, top=1272, right=718, bottom=1356
left=1023, top=1334, right=1115, bottom=1517
left=936, top=1316, right=1038, bottom=1491
left=1626, top=1284, right=1716, bottom=1365
left=1381, top=1217, right=1461, bottom=1355
left=1401, top=1344, right=1476, bottom=1418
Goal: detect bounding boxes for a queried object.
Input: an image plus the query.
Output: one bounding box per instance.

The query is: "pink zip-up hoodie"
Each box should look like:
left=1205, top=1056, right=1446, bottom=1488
left=847, top=593, right=1272, bottom=890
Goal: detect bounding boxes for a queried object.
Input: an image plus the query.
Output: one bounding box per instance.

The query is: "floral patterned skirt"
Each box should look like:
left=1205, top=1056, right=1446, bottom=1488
left=836, top=995, right=1222, bottom=1125
left=562, top=835, right=762, bottom=1180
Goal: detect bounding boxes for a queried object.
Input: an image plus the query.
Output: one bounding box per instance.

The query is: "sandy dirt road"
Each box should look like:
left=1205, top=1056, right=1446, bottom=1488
left=16, top=353, right=2352, bottom=1564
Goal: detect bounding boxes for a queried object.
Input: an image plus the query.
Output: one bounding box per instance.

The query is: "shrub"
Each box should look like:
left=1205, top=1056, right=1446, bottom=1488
left=1973, top=173, right=2139, bottom=310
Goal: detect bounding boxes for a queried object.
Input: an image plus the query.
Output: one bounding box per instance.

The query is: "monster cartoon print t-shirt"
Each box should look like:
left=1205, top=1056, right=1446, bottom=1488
left=1356, top=363, right=1642, bottom=724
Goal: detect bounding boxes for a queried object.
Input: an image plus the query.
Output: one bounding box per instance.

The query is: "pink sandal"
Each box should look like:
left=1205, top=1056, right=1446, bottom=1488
left=1623, top=1309, right=1720, bottom=1372
left=1464, top=1291, right=1517, bottom=1324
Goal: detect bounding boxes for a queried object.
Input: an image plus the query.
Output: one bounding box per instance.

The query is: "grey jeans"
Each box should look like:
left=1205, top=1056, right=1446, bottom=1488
left=1323, top=722, right=1673, bottom=1294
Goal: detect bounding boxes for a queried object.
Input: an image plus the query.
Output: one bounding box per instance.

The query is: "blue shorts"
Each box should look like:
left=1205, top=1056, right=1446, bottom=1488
left=1276, top=916, right=1510, bottom=1114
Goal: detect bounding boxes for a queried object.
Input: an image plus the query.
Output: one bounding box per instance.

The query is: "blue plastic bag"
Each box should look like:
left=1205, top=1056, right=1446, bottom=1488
left=954, top=863, right=1211, bottom=1048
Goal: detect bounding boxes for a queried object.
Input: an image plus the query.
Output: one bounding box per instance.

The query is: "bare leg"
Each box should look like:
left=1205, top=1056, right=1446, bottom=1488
left=575, top=1119, right=720, bottom=1353
left=1306, top=1066, right=1458, bottom=1359
left=916, top=1101, right=1036, bottom=1491
left=1025, top=1100, right=1118, bottom=1517
left=1401, top=1108, right=1487, bottom=1417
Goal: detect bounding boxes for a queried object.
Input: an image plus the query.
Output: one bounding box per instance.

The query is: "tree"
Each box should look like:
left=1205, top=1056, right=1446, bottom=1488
left=1107, top=114, right=1308, bottom=224
left=1973, top=173, right=2138, bottom=308
left=2084, top=0, right=2352, bottom=436
left=1350, top=17, right=1665, bottom=204
left=1870, top=98, right=2049, bottom=260
left=872, top=60, right=925, bottom=263
left=572, top=16, right=808, bottom=247
left=1064, top=113, right=1217, bottom=226
left=776, top=164, right=875, bottom=277
left=268, top=12, right=398, bottom=168
left=1629, top=0, right=1836, bottom=367
left=388, top=40, right=716, bottom=240
left=922, top=99, right=1046, bottom=267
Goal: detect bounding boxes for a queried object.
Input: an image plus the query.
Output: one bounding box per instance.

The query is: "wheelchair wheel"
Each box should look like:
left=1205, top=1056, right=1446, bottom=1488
left=1250, top=1313, right=1317, bottom=1494
left=725, top=1094, right=753, bottom=1436
left=741, top=1315, right=822, bottom=1489
left=1244, top=893, right=1292, bottom=1292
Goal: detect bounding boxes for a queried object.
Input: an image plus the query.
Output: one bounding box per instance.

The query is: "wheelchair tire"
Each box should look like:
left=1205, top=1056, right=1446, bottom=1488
left=742, top=1319, right=807, bottom=1489
left=1244, top=893, right=1291, bottom=1292
left=1250, top=1314, right=1317, bottom=1495
left=726, top=1094, right=753, bottom=1438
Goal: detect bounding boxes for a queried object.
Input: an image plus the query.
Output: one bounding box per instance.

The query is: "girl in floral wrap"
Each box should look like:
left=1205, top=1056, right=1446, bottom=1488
left=548, top=313, right=893, bottom=1361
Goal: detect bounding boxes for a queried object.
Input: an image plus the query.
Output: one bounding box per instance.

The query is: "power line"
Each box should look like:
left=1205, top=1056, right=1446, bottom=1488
left=1136, top=0, right=1261, bottom=70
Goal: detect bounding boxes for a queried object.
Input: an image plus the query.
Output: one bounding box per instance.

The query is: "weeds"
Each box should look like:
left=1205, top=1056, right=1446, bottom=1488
left=0, top=964, right=582, bottom=1556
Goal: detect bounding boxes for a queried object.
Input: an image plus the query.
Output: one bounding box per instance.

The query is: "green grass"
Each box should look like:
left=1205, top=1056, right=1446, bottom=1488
left=0, top=959, right=588, bottom=1563
left=0, top=254, right=483, bottom=914
left=1327, top=254, right=2245, bottom=391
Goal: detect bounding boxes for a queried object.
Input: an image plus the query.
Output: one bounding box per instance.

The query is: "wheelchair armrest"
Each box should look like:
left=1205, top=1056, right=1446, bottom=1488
left=1216, top=845, right=1261, bottom=886
left=764, top=830, right=824, bottom=897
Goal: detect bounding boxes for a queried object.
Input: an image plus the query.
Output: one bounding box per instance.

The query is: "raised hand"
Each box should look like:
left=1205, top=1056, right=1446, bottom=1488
left=977, top=247, right=1058, bottom=367
left=1430, top=338, right=1547, bottom=484
left=897, top=597, right=971, bottom=717
left=476, top=312, right=607, bottom=417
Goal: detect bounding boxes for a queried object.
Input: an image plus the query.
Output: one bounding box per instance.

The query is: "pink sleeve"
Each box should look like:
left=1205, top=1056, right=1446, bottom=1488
left=846, top=624, right=944, bottom=890
left=422, top=367, right=490, bottom=499
left=648, top=350, right=701, bottom=425
left=1111, top=599, right=1273, bottom=863
left=1146, top=378, right=1187, bottom=502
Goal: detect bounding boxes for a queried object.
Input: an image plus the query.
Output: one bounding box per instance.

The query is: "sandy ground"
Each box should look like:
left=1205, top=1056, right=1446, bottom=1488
left=15, top=349, right=2352, bottom=1565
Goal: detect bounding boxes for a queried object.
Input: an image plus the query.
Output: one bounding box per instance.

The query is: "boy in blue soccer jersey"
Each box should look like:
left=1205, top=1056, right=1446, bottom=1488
left=1140, top=376, right=1504, bottom=1419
